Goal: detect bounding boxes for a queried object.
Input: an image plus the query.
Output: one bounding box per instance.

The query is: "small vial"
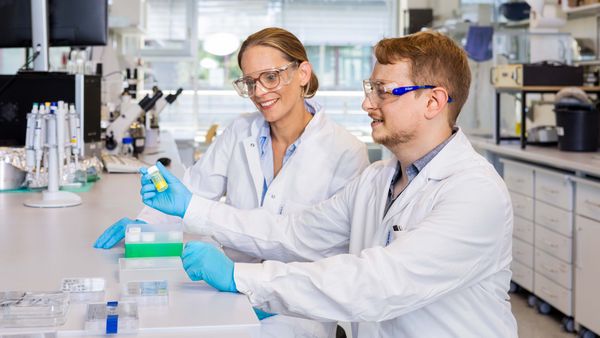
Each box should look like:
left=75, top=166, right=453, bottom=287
left=147, top=165, right=168, bottom=192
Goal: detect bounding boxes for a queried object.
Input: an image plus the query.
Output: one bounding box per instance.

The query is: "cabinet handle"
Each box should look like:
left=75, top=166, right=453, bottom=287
left=515, top=178, right=525, bottom=183
left=541, top=263, right=558, bottom=273
left=584, top=199, right=600, bottom=208
left=542, top=216, right=559, bottom=224
left=544, top=240, right=559, bottom=248
left=541, top=186, right=559, bottom=195
left=576, top=227, right=583, bottom=269
left=541, top=287, right=556, bottom=298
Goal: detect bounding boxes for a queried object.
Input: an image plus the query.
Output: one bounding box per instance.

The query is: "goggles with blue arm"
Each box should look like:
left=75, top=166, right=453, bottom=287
left=363, top=80, right=453, bottom=106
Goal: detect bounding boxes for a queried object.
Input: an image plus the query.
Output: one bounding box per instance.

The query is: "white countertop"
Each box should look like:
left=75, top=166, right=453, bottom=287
left=468, top=136, right=600, bottom=178
left=0, top=174, right=259, bottom=337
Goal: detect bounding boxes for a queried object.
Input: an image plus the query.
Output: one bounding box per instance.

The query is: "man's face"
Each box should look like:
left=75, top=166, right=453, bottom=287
left=362, top=61, right=429, bottom=148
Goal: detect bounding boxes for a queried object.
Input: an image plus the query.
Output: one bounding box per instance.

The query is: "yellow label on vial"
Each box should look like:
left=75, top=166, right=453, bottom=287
left=149, top=168, right=168, bottom=192
left=152, top=176, right=168, bottom=192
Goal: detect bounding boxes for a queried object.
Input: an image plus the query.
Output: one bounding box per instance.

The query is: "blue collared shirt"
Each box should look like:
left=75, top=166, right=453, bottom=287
left=383, top=128, right=458, bottom=217
left=383, top=129, right=457, bottom=246
left=258, top=100, right=317, bottom=206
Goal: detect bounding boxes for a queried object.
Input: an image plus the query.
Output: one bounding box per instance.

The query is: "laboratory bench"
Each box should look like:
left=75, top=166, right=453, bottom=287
left=469, top=136, right=600, bottom=336
left=0, top=173, right=259, bottom=337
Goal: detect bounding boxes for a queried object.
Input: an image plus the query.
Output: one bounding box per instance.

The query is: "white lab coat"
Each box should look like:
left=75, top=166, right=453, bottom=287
left=182, top=129, right=518, bottom=338
left=137, top=103, right=370, bottom=338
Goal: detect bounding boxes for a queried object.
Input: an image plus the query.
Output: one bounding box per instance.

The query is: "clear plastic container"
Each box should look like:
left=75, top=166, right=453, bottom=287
left=118, top=257, right=189, bottom=285
left=124, top=223, right=183, bottom=258
left=60, top=277, right=105, bottom=303
left=0, top=332, right=57, bottom=338
left=0, top=291, right=69, bottom=328
left=84, top=301, right=138, bottom=335
left=121, top=280, right=168, bottom=306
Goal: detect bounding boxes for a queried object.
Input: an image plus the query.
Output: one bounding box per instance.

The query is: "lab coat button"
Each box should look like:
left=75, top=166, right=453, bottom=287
left=250, top=143, right=255, bottom=147
left=271, top=194, right=276, bottom=199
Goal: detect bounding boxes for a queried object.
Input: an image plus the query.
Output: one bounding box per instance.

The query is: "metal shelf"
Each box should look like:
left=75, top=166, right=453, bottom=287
left=564, top=3, right=600, bottom=20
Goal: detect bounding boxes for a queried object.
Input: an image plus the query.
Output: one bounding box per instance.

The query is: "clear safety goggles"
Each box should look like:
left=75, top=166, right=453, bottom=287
left=232, top=61, right=299, bottom=98
left=362, top=80, right=453, bottom=107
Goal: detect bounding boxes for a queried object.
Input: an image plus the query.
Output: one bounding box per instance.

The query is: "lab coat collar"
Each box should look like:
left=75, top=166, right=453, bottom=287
left=380, top=127, right=473, bottom=223
left=420, top=128, right=473, bottom=181
left=241, top=100, right=327, bottom=205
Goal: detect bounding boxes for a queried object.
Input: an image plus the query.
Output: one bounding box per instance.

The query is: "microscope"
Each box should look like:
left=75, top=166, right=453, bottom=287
left=104, top=87, right=183, bottom=154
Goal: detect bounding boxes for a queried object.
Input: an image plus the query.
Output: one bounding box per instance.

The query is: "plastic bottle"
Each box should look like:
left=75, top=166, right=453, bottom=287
left=147, top=165, right=168, bottom=192
left=121, top=137, right=134, bottom=157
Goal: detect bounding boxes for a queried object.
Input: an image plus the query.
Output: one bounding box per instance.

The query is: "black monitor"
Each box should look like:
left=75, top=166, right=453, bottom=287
left=0, top=0, right=107, bottom=48
left=0, top=72, right=102, bottom=147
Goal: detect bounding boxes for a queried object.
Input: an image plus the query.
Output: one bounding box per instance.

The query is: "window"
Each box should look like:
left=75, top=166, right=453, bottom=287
left=141, top=0, right=397, bottom=137
left=142, top=0, right=197, bottom=57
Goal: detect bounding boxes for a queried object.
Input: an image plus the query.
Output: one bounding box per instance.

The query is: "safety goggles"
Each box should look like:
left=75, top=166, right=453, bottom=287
left=362, top=80, right=454, bottom=106
left=232, top=61, right=299, bottom=98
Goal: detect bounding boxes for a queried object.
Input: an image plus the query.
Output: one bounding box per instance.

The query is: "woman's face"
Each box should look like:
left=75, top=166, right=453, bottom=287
left=239, top=45, right=311, bottom=123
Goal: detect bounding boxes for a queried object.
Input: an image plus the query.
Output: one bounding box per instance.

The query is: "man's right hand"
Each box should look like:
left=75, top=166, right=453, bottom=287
left=93, top=217, right=146, bottom=249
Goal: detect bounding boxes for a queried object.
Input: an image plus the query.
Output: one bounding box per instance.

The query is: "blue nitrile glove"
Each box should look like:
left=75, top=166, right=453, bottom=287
left=181, top=241, right=237, bottom=293
left=253, top=307, right=276, bottom=320
left=93, top=217, right=146, bottom=249
left=140, top=162, right=192, bottom=218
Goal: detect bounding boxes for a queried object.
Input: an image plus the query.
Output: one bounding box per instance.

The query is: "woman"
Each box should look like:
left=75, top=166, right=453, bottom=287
left=95, top=27, right=369, bottom=338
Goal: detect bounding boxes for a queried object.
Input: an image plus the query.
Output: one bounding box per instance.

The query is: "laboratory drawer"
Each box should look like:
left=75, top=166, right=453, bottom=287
left=575, top=178, right=600, bottom=222
left=535, top=249, right=572, bottom=290
left=513, top=237, right=534, bottom=268
left=575, top=216, right=600, bottom=334
left=511, top=192, right=534, bottom=221
left=534, top=272, right=572, bottom=316
left=535, top=200, right=572, bottom=238
left=511, top=260, right=533, bottom=291
left=535, top=169, right=573, bottom=211
left=501, top=159, right=534, bottom=197
left=535, top=225, right=572, bottom=263
left=513, top=216, right=534, bottom=244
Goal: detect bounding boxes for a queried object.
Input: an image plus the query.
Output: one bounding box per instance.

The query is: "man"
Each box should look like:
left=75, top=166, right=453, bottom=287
left=140, top=31, right=517, bottom=337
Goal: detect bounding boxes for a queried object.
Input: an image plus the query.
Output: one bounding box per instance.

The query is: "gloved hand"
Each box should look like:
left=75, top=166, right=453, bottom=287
left=140, top=162, right=192, bottom=218
left=253, top=307, right=277, bottom=320
left=93, top=217, right=146, bottom=249
left=181, top=241, right=237, bottom=293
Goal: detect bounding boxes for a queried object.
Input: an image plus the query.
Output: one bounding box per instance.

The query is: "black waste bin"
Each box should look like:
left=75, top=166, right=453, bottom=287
left=554, top=102, right=599, bottom=152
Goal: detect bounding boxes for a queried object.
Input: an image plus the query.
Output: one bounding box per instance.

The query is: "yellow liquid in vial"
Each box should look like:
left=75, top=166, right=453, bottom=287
left=150, top=173, right=168, bottom=192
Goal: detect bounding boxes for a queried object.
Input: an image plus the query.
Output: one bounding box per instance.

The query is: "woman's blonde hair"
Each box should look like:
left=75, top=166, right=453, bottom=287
left=237, top=27, right=318, bottom=98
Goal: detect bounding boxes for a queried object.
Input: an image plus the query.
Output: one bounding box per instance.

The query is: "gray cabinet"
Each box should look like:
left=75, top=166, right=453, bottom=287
left=501, top=159, right=574, bottom=316
left=574, top=178, right=600, bottom=335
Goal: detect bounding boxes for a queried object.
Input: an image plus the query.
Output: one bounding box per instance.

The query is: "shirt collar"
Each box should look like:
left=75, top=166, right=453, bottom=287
left=390, top=127, right=458, bottom=185
left=257, top=99, right=316, bottom=156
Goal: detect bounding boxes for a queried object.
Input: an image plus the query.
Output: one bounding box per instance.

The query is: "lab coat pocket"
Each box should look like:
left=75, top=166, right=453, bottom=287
left=389, top=224, right=406, bottom=243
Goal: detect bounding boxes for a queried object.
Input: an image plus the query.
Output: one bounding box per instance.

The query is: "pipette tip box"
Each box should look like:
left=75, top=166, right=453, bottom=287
left=124, top=223, right=183, bottom=258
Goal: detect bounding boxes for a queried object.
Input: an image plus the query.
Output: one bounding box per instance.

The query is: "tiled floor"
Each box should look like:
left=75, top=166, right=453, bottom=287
left=510, top=291, right=577, bottom=338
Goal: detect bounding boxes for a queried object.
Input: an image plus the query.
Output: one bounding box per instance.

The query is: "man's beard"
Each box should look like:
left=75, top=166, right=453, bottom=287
left=373, top=127, right=415, bottom=148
